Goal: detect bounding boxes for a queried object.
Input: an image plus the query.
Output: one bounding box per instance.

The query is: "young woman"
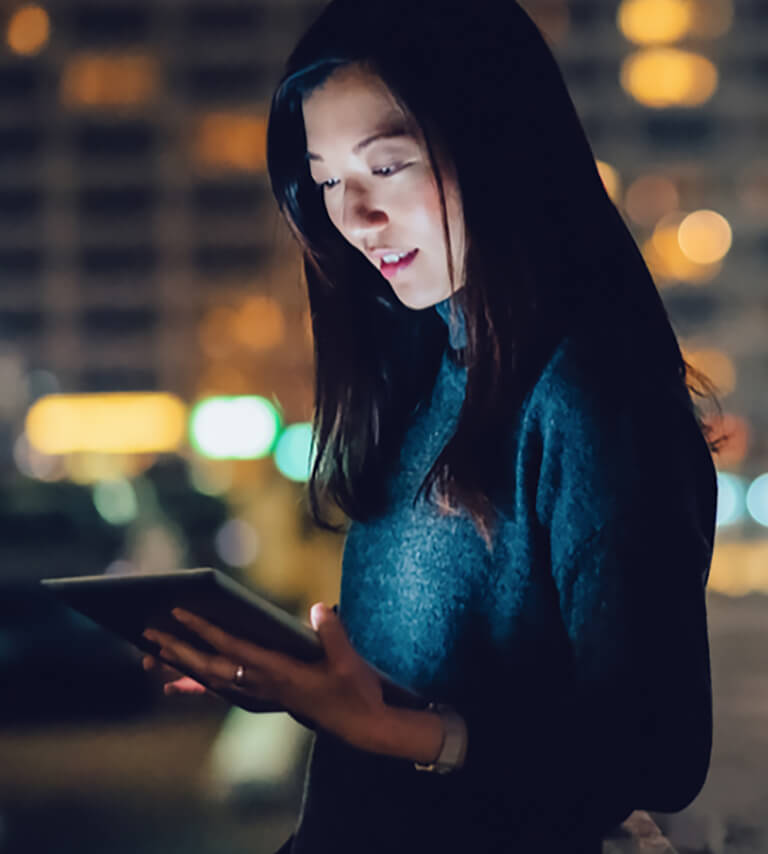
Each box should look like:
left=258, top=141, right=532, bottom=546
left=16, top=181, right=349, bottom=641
left=142, top=0, right=724, bottom=851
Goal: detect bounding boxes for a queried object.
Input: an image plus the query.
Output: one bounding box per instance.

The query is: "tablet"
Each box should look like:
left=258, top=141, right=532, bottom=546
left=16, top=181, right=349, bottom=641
left=41, top=568, right=428, bottom=713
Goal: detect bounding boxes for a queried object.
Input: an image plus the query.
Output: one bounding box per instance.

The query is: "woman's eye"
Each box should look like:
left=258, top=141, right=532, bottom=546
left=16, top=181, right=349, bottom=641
left=315, top=163, right=407, bottom=192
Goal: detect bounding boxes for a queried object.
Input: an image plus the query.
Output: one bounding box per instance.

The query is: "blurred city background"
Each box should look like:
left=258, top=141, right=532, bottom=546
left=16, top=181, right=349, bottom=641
left=0, top=0, right=765, bottom=852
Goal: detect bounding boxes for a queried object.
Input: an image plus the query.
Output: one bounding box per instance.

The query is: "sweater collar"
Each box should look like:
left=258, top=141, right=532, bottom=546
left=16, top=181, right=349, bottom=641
left=433, top=293, right=468, bottom=350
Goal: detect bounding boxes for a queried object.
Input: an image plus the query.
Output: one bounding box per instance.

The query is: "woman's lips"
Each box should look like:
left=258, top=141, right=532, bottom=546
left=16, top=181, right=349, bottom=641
left=379, top=249, right=418, bottom=279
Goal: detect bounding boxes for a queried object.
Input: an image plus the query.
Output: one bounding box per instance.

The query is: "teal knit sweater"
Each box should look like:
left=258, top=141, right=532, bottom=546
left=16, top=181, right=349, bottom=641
left=287, top=287, right=717, bottom=854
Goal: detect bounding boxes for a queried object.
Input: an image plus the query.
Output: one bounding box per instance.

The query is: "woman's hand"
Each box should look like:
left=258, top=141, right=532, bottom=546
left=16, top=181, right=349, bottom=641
left=141, top=653, right=208, bottom=697
left=141, top=603, right=391, bottom=755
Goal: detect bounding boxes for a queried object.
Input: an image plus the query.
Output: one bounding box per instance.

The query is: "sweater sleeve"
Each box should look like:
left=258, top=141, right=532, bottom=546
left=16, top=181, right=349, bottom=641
left=533, top=366, right=717, bottom=834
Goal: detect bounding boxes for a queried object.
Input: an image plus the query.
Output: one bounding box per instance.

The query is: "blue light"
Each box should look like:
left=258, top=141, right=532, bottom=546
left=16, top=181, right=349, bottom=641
left=274, top=423, right=315, bottom=482
left=716, top=472, right=747, bottom=527
left=746, top=473, right=768, bottom=527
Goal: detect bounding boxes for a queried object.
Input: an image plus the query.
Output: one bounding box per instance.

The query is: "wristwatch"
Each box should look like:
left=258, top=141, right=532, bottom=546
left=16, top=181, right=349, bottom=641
left=413, top=701, right=468, bottom=774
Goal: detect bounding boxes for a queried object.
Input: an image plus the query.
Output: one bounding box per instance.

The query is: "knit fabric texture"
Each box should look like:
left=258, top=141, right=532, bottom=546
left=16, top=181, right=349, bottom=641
left=286, top=287, right=717, bottom=854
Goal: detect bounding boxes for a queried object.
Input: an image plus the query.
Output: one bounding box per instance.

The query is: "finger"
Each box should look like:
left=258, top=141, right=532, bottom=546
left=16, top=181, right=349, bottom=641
left=143, top=628, right=242, bottom=686
left=165, top=676, right=207, bottom=695
left=170, top=609, right=299, bottom=676
left=142, top=654, right=185, bottom=681
left=310, top=603, right=356, bottom=665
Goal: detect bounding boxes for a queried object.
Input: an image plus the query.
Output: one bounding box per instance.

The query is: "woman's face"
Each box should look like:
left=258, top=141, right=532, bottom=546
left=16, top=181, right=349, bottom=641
left=302, top=64, right=466, bottom=310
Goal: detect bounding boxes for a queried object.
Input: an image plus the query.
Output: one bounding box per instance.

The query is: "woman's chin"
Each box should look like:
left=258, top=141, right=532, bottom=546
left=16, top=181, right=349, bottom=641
left=390, top=284, right=452, bottom=312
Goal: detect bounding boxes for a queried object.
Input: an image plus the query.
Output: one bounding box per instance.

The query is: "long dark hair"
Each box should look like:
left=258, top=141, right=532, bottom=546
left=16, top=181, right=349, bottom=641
left=266, top=0, right=726, bottom=551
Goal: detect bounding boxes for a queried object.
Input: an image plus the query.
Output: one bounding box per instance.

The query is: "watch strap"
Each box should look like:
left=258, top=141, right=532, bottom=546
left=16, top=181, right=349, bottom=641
left=414, top=701, right=468, bottom=774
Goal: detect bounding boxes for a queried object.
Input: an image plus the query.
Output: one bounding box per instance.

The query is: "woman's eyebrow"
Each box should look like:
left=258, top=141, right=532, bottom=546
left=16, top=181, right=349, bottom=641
left=306, top=121, right=414, bottom=162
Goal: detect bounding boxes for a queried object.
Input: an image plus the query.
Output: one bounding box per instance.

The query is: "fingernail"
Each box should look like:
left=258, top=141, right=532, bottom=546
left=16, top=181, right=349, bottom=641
left=171, top=608, right=187, bottom=621
left=143, top=629, right=155, bottom=640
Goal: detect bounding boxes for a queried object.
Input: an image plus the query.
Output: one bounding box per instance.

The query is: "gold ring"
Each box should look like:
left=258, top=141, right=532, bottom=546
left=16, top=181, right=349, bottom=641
left=233, top=664, right=246, bottom=685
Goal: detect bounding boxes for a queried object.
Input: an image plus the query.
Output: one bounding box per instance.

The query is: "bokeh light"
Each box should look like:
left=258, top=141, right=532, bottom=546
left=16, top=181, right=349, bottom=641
left=192, top=113, right=267, bottom=173
left=715, top=472, right=747, bottom=527
left=60, top=54, right=159, bottom=108
left=624, top=174, right=680, bottom=227
left=13, top=433, right=64, bottom=481
left=189, top=396, right=281, bottom=460
left=620, top=48, right=718, bottom=108
left=6, top=4, right=50, bottom=56
left=618, top=0, right=694, bottom=46
left=187, top=457, right=234, bottom=496
left=677, top=209, right=732, bottom=265
left=214, top=519, right=261, bottom=568
left=746, top=474, right=768, bottom=528
left=93, top=478, right=139, bottom=526
left=643, top=211, right=722, bottom=285
left=233, top=296, right=286, bottom=352
left=26, top=393, right=187, bottom=455
left=274, top=423, right=316, bottom=483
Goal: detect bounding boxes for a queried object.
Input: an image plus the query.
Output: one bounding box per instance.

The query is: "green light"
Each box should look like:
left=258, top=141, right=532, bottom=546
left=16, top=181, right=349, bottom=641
left=93, top=478, right=138, bottom=526
left=274, top=422, right=315, bottom=482
left=189, top=396, right=281, bottom=460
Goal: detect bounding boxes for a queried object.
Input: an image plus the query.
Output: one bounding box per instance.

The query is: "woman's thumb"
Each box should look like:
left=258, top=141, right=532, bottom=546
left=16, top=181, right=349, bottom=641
left=310, top=603, right=349, bottom=659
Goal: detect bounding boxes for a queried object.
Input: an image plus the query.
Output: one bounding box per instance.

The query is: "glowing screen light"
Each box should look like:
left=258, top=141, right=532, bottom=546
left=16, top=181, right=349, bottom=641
left=189, top=396, right=281, bottom=460
left=273, top=423, right=315, bottom=482
left=715, top=472, right=746, bottom=528
left=746, top=474, right=768, bottom=528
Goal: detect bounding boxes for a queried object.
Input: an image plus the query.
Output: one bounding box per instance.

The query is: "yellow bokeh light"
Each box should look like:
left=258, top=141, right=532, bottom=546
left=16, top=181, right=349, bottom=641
left=708, top=540, right=768, bottom=597
left=625, top=174, right=679, bottom=227
left=6, top=4, right=50, bottom=56
left=644, top=211, right=722, bottom=285
left=620, top=48, right=718, bottom=108
left=680, top=346, right=736, bottom=396
left=192, top=113, right=267, bottom=173
left=60, top=54, right=159, bottom=108
left=26, top=393, right=187, bottom=455
left=617, top=0, right=694, bottom=45
left=595, top=160, right=622, bottom=205
left=678, top=209, right=732, bottom=265
left=234, top=296, right=285, bottom=352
